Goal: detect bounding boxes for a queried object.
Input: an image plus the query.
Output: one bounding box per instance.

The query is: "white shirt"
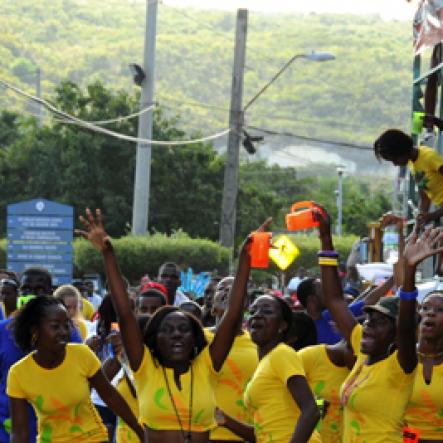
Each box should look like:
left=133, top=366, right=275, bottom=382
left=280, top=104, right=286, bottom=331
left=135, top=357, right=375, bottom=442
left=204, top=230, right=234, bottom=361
left=173, top=289, right=190, bottom=306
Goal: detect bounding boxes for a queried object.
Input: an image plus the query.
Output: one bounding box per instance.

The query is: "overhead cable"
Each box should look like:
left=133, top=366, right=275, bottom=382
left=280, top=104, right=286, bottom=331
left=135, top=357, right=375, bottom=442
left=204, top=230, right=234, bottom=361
left=248, top=125, right=372, bottom=150
left=0, top=79, right=230, bottom=146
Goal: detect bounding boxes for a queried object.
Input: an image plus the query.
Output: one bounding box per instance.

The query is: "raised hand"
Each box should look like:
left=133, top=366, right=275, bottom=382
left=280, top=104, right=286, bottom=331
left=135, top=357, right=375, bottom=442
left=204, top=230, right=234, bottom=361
left=379, top=211, right=404, bottom=229
left=239, top=217, right=273, bottom=260
left=75, top=208, right=111, bottom=252
left=403, top=226, right=443, bottom=268
left=312, top=203, right=332, bottom=239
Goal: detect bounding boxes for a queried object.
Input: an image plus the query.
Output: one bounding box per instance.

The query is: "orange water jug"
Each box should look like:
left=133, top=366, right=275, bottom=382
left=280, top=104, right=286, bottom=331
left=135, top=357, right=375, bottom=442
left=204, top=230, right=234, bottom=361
left=250, top=232, right=272, bottom=268
left=286, top=201, right=322, bottom=231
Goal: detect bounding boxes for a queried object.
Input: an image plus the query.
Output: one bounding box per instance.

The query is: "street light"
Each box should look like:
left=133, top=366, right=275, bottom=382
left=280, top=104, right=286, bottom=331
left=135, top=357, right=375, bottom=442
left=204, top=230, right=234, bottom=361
left=336, top=165, right=345, bottom=237
left=243, top=51, right=335, bottom=111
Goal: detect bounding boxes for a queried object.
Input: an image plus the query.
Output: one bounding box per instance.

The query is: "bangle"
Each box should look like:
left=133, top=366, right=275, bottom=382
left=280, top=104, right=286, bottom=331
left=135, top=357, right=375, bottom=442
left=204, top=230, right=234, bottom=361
left=319, top=258, right=339, bottom=266
left=399, top=288, right=418, bottom=300
left=318, top=250, right=339, bottom=258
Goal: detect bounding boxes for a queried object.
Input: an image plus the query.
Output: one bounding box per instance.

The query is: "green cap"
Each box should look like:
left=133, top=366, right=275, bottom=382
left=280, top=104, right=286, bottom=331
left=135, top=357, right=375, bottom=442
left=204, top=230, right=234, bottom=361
left=363, top=296, right=400, bottom=320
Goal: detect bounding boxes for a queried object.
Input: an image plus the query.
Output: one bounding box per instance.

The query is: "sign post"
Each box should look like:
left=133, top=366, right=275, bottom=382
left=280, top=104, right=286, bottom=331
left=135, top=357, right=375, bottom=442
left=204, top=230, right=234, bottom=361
left=7, top=199, right=74, bottom=285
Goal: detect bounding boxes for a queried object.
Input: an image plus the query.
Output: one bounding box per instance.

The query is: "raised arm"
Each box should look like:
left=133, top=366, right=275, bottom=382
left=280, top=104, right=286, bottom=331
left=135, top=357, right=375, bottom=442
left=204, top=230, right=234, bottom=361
left=398, top=226, right=443, bottom=373
left=314, top=207, right=357, bottom=344
left=210, top=218, right=272, bottom=371
left=76, top=208, right=144, bottom=371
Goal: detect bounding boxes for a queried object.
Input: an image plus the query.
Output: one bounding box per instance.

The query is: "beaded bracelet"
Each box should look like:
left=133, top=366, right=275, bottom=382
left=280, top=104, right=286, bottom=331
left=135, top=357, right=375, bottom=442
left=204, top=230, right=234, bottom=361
left=399, top=288, right=418, bottom=301
left=318, top=258, right=339, bottom=266
left=317, top=250, right=339, bottom=258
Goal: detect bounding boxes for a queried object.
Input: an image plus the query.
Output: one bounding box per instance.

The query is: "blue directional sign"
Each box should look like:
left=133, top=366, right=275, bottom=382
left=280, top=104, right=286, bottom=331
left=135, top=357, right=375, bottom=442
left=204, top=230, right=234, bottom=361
left=7, top=199, right=74, bottom=286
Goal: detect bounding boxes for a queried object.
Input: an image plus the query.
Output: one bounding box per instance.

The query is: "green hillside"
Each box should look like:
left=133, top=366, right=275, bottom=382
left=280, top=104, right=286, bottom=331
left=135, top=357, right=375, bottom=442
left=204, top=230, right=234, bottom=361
left=1, top=0, right=416, bottom=145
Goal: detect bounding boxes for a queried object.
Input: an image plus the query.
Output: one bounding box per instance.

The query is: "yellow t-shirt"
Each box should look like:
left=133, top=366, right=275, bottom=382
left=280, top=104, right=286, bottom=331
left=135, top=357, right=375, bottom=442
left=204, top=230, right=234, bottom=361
left=408, top=145, right=443, bottom=206
left=133, top=345, right=218, bottom=432
left=340, top=324, right=415, bottom=443
left=7, top=344, right=107, bottom=442
left=299, top=344, right=350, bottom=443
left=405, top=362, right=443, bottom=440
left=205, top=330, right=258, bottom=441
left=116, top=373, right=141, bottom=443
left=80, top=298, right=95, bottom=321
left=75, top=319, right=88, bottom=342
left=244, top=343, right=321, bottom=443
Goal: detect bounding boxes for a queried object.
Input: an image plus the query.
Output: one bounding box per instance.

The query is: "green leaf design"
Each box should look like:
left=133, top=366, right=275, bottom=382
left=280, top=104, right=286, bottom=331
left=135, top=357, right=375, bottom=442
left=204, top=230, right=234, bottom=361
left=351, top=420, right=361, bottom=435
left=69, top=424, right=84, bottom=434
left=35, top=395, right=44, bottom=412
left=193, top=409, right=204, bottom=424
left=41, top=423, right=53, bottom=443
left=154, top=387, right=168, bottom=411
left=314, top=380, right=326, bottom=396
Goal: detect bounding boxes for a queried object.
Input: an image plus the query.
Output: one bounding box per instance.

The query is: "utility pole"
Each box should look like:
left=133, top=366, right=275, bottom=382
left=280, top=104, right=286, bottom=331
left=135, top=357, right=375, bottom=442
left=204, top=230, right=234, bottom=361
left=35, top=67, right=43, bottom=126
left=219, top=8, right=248, bottom=249
left=132, top=0, right=158, bottom=235
left=336, top=166, right=344, bottom=236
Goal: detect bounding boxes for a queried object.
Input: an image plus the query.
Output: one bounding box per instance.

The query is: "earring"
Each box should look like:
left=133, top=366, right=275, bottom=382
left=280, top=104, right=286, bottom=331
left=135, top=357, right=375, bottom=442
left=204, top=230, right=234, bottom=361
left=31, top=332, right=38, bottom=347
left=193, top=346, right=198, bottom=358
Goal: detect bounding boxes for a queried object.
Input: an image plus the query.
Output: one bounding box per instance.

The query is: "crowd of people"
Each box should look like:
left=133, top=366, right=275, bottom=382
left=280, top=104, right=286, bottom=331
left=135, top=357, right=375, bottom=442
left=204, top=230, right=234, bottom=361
left=0, top=195, right=440, bottom=443
left=2, top=97, right=443, bottom=441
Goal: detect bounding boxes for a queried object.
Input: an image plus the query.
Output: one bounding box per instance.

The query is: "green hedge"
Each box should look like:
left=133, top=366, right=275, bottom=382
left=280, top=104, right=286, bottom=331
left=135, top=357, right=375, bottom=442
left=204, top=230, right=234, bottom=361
left=0, top=233, right=357, bottom=283
left=73, top=231, right=231, bottom=282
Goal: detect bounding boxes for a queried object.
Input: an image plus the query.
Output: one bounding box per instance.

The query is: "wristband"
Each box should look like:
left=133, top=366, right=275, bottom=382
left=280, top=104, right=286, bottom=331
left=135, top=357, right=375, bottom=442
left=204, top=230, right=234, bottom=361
left=318, top=258, right=339, bottom=266
left=399, top=288, right=418, bottom=300
left=318, top=250, right=339, bottom=258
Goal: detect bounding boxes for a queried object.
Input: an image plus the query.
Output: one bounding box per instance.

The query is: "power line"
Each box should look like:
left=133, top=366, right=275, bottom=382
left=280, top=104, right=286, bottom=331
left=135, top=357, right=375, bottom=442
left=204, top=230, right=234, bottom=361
left=54, top=104, right=156, bottom=125
left=0, top=79, right=230, bottom=147
left=246, top=112, right=364, bottom=130
left=247, top=125, right=372, bottom=150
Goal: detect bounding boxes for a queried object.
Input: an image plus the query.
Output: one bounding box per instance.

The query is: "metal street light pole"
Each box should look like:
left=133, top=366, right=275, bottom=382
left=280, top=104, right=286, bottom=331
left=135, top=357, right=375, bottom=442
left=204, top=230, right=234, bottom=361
left=336, top=165, right=345, bottom=237
left=132, top=0, right=158, bottom=235
left=243, top=51, right=335, bottom=111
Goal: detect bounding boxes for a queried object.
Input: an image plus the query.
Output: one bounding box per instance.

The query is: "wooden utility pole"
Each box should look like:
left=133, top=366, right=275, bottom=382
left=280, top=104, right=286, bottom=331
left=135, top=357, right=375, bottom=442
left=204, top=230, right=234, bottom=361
left=219, top=9, right=248, bottom=249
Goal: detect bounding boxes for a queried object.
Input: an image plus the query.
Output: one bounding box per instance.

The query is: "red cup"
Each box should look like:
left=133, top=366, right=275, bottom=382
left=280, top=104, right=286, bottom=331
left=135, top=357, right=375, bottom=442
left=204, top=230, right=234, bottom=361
left=286, top=201, right=322, bottom=231
left=250, top=232, right=271, bottom=268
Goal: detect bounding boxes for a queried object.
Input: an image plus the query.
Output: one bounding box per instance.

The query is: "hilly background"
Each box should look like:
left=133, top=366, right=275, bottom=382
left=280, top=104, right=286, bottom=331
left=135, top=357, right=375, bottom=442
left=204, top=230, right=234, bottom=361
left=0, top=0, right=419, bottom=175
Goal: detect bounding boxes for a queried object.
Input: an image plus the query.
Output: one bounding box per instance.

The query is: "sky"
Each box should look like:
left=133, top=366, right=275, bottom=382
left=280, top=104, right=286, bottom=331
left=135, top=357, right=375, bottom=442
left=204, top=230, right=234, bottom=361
left=163, top=0, right=417, bottom=21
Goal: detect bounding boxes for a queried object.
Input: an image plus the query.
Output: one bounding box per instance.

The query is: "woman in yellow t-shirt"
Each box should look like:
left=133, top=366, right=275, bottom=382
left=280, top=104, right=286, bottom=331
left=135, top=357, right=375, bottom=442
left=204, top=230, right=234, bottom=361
left=76, top=208, right=267, bottom=443
left=313, top=206, right=443, bottom=443
left=6, top=295, right=145, bottom=442
left=206, top=276, right=258, bottom=443
left=299, top=341, right=352, bottom=443
left=219, top=294, right=321, bottom=443
left=54, top=284, right=89, bottom=341
left=405, top=287, right=443, bottom=442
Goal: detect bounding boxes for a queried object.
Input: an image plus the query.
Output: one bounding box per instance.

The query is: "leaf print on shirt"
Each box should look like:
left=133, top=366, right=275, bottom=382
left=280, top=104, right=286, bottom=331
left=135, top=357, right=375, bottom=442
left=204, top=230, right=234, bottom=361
left=414, top=171, right=429, bottom=192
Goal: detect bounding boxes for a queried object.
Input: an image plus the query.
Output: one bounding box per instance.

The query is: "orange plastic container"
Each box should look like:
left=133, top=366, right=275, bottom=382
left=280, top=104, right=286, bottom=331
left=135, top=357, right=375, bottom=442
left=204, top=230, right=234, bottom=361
left=250, top=232, right=272, bottom=268
left=286, top=201, right=322, bottom=231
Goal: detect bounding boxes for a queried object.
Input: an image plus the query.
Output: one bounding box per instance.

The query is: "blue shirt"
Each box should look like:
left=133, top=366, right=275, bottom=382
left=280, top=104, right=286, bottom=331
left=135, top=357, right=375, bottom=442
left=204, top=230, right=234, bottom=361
left=315, top=300, right=364, bottom=345
left=0, top=318, right=82, bottom=442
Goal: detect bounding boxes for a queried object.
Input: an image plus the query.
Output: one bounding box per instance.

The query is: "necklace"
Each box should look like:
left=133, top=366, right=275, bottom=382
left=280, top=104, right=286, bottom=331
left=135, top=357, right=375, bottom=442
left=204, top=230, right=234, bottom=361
left=162, top=364, right=194, bottom=443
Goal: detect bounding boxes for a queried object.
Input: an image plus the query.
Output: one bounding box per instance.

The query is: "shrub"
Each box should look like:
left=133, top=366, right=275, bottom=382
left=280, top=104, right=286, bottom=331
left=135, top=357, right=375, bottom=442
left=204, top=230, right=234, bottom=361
left=0, top=233, right=357, bottom=284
